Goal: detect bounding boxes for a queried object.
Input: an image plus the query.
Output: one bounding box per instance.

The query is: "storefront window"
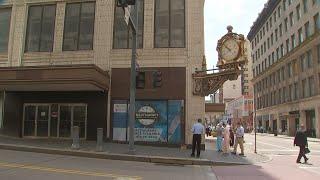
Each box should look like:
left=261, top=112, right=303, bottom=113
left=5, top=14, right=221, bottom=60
left=112, top=100, right=184, bottom=144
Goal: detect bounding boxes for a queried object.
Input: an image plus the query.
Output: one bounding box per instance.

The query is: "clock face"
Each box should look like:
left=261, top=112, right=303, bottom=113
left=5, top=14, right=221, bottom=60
left=221, top=39, right=240, bottom=61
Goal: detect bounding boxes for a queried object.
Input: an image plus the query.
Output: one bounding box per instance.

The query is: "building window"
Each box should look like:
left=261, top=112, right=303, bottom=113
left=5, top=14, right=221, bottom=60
left=281, top=67, right=285, bottom=81
left=285, top=18, right=289, bottom=32
left=303, top=0, right=308, bottom=13
left=314, top=13, right=320, bottom=32
left=291, top=34, right=296, bottom=49
left=113, top=0, right=144, bottom=49
left=0, top=8, right=11, bottom=53
left=309, top=76, right=314, bottom=96
left=290, top=12, right=294, bottom=26
left=270, top=17, right=273, bottom=28
left=63, top=2, right=95, bottom=51
left=282, top=87, right=286, bottom=103
left=317, top=44, right=320, bottom=63
left=288, top=62, right=293, bottom=77
left=25, top=5, right=56, bottom=52
left=296, top=4, right=301, bottom=21
left=278, top=6, right=281, bottom=17
left=281, top=44, right=284, bottom=57
left=154, top=0, right=185, bottom=48
left=264, top=42, right=266, bottom=52
left=274, top=12, right=277, bottom=22
left=267, top=38, right=270, bottom=49
left=300, top=54, right=306, bottom=71
left=283, top=0, right=287, bottom=10
left=289, top=0, right=292, bottom=5
left=313, top=0, right=320, bottom=5
left=294, top=82, right=299, bottom=100
left=289, top=84, right=293, bottom=101
left=304, top=22, right=310, bottom=38
left=279, top=89, right=282, bottom=104
left=268, top=55, right=271, bottom=66
left=306, top=50, right=312, bottom=68
left=275, top=28, right=278, bottom=41
left=272, top=52, right=275, bottom=64
left=302, top=79, right=308, bottom=98
left=298, top=28, right=303, bottom=44
left=266, top=22, right=269, bottom=31
left=279, top=24, right=283, bottom=37
left=276, top=47, right=280, bottom=60
left=286, top=39, right=290, bottom=53
left=271, top=33, right=274, bottom=45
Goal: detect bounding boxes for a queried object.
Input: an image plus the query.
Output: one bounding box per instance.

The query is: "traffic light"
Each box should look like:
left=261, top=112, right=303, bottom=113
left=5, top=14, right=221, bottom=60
left=136, top=72, right=145, bottom=89
left=152, top=71, right=162, bottom=88
left=116, top=0, right=136, bottom=7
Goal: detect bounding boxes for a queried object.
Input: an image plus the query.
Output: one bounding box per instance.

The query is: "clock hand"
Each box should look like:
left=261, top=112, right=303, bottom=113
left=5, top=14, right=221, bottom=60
left=223, top=45, right=231, bottom=51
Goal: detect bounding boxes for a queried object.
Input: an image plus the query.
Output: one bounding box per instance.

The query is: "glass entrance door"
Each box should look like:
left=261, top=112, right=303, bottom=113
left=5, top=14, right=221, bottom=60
left=23, top=103, right=87, bottom=139
left=36, top=105, right=50, bottom=137
left=24, top=105, right=36, bottom=136
left=59, top=105, right=72, bottom=138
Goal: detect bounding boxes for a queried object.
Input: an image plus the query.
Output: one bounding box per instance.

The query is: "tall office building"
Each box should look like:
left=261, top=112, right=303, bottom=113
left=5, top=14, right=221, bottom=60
left=248, top=0, right=320, bottom=137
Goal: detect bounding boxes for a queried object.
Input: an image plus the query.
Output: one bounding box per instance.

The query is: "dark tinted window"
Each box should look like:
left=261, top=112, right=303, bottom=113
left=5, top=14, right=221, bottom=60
left=0, top=8, right=11, bottom=53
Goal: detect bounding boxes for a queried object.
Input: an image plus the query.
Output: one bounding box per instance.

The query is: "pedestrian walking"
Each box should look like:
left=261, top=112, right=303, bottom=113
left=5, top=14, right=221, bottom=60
left=232, top=122, right=245, bottom=156
left=294, top=124, right=309, bottom=164
left=191, top=118, right=205, bottom=158
left=205, top=126, right=210, bottom=137
left=229, top=126, right=234, bottom=147
left=222, top=123, right=230, bottom=154
left=216, top=124, right=223, bottom=152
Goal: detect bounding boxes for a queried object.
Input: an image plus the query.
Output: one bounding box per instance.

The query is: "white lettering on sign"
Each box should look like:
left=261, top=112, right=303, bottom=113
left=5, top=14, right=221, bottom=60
left=114, top=104, right=127, bottom=113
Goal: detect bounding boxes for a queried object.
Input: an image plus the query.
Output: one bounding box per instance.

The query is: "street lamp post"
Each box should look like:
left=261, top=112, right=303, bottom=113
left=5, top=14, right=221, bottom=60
left=117, top=0, right=138, bottom=154
left=253, top=86, right=257, bottom=154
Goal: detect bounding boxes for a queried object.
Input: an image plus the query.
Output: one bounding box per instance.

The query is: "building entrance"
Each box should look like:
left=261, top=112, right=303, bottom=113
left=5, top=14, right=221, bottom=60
left=23, top=104, right=87, bottom=138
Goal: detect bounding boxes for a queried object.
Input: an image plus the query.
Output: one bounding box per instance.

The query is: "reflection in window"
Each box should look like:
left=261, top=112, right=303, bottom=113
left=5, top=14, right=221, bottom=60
left=113, top=0, right=144, bottom=49
left=155, top=0, right=185, bottom=48
left=63, top=2, right=95, bottom=51
left=0, top=8, right=11, bottom=53
left=25, top=5, right=56, bottom=52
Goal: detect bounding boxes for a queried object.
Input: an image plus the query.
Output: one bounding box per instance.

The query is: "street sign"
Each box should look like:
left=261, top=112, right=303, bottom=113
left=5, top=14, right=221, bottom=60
left=124, top=5, right=132, bottom=25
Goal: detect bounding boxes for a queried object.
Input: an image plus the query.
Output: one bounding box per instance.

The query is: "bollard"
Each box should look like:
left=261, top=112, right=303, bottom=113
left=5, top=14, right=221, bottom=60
left=71, top=126, right=80, bottom=150
left=96, top=128, right=103, bottom=152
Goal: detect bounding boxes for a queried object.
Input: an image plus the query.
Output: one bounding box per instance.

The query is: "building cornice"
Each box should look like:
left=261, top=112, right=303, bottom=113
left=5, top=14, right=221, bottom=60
left=247, top=0, right=280, bottom=41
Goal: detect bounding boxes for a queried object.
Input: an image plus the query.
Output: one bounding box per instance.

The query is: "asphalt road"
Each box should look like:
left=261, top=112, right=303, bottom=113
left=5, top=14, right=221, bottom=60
left=0, top=149, right=216, bottom=180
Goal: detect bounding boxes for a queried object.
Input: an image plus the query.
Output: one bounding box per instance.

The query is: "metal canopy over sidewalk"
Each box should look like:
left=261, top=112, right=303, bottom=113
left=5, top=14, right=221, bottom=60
left=0, top=64, right=110, bottom=92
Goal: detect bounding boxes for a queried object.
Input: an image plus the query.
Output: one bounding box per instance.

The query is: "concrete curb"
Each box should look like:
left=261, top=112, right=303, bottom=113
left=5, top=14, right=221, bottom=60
left=0, top=143, right=252, bottom=166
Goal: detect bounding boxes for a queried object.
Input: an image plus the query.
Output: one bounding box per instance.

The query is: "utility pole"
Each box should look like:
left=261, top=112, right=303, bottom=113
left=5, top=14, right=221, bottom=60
left=117, top=0, right=138, bottom=154
left=253, top=87, right=257, bottom=154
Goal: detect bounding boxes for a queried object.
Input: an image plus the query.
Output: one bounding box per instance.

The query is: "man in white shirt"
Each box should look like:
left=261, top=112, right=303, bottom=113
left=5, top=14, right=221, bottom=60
left=191, top=118, right=205, bottom=157
left=232, top=122, right=245, bottom=156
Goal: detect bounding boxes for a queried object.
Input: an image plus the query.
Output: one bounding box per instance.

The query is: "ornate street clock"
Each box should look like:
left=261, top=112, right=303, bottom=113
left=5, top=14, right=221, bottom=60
left=192, top=26, right=248, bottom=96
left=216, top=26, right=247, bottom=68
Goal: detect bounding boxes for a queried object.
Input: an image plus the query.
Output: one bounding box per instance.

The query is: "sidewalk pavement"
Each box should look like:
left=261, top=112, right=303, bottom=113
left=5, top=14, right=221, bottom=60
left=253, top=132, right=320, bottom=143
left=0, top=135, right=270, bottom=166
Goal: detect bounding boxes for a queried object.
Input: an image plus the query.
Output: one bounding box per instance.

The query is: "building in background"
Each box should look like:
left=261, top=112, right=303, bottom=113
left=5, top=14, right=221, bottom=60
left=205, top=103, right=225, bottom=126
left=219, top=76, right=242, bottom=103
left=248, top=0, right=320, bottom=137
left=225, top=95, right=253, bottom=132
left=0, top=0, right=206, bottom=146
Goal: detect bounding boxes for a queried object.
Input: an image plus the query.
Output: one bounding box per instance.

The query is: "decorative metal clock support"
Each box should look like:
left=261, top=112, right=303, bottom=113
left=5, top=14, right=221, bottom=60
left=193, top=26, right=249, bottom=96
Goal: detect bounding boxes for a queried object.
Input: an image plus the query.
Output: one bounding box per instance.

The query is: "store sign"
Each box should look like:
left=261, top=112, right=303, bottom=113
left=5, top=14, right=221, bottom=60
left=136, top=105, right=159, bottom=126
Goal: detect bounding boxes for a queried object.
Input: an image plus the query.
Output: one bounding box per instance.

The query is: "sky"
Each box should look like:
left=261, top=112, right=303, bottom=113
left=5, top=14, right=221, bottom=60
left=204, top=0, right=267, bottom=69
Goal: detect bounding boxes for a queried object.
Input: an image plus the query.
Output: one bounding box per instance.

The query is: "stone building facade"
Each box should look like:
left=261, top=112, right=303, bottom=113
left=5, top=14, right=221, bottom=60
left=0, top=0, right=205, bottom=146
left=248, top=0, right=320, bottom=137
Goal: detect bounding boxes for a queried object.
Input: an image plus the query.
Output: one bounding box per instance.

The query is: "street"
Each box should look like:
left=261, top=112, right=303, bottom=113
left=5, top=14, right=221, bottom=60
left=0, top=149, right=216, bottom=180
left=212, top=134, right=320, bottom=180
